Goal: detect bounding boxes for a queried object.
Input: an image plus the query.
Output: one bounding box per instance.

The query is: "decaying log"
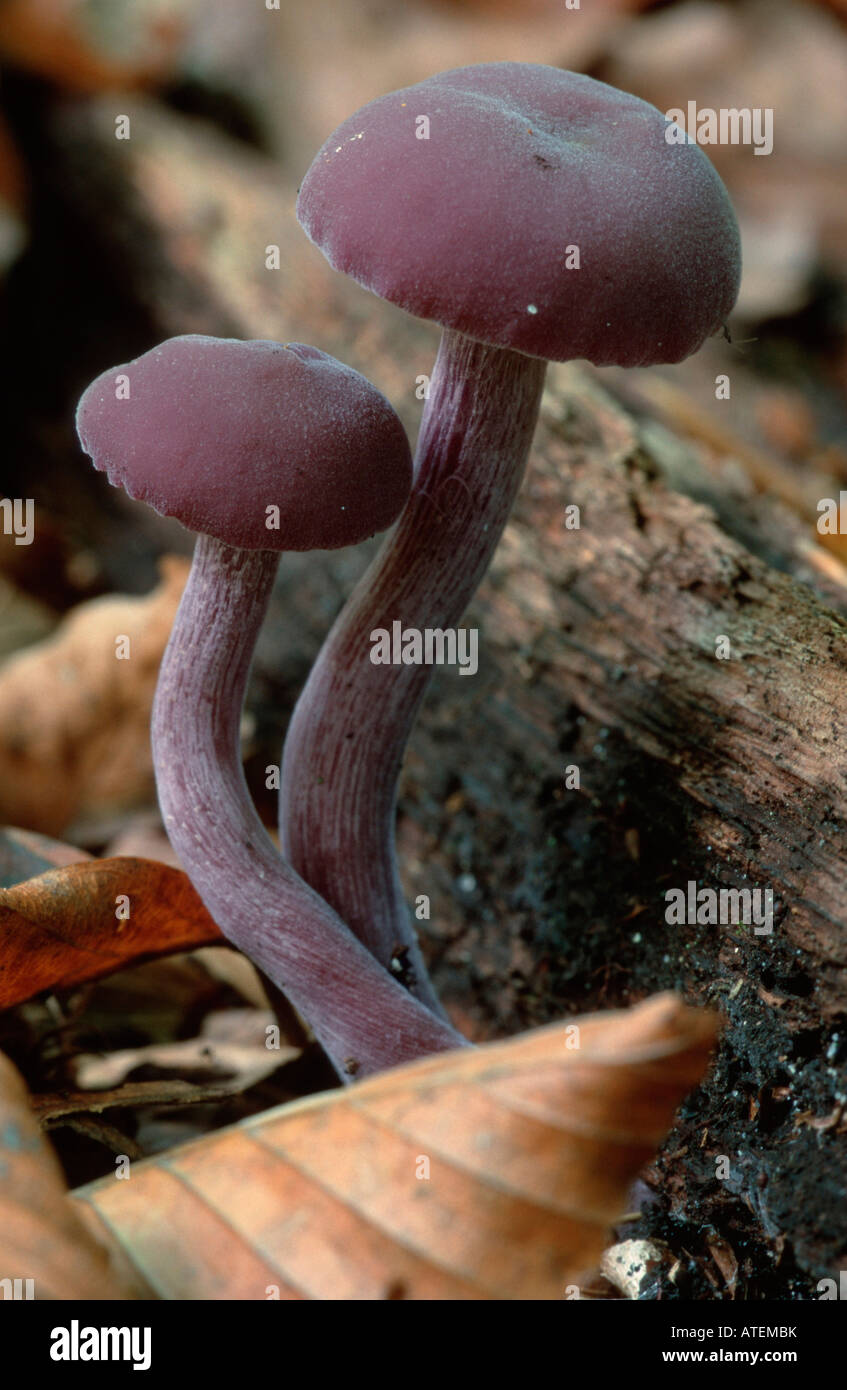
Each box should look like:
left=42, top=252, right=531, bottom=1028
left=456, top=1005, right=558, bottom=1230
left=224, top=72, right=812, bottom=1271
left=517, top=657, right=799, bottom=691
left=11, top=93, right=847, bottom=1291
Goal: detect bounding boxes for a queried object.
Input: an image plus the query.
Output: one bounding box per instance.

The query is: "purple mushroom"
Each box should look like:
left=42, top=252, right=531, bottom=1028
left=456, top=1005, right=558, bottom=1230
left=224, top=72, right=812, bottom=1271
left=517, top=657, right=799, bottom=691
left=281, top=63, right=742, bottom=986
left=75, top=334, right=467, bottom=1078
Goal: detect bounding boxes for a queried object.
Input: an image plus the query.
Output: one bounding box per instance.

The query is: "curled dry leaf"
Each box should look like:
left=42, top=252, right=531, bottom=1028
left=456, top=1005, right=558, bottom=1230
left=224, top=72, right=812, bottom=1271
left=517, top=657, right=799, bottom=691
left=0, top=1050, right=142, bottom=1299
left=0, top=556, right=189, bottom=836
left=68, top=993, right=718, bottom=1300
left=0, top=856, right=222, bottom=1008
left=73, top=1010, right=297, bottom=1092
left=33, top=1078, right=270, bottom=1127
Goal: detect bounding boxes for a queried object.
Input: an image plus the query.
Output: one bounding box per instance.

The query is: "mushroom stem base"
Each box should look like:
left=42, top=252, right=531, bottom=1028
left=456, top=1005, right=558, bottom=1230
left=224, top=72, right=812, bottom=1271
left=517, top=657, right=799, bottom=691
left=152, top=534, right=467, bottom=1079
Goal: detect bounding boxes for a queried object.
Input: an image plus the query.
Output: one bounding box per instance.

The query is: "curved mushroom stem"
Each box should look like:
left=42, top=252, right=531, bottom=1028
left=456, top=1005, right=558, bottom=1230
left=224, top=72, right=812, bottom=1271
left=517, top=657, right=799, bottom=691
left=152, top=533, right=468, bottom=1080
left=280, top=331, right=546, bottom=1000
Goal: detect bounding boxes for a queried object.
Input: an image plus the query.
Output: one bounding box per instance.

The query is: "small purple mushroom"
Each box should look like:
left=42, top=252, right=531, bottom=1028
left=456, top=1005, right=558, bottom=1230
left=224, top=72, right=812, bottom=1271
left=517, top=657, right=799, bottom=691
left=76, top=334, right=467, bottom=1078
left=281, top=63, right=742, bottom=978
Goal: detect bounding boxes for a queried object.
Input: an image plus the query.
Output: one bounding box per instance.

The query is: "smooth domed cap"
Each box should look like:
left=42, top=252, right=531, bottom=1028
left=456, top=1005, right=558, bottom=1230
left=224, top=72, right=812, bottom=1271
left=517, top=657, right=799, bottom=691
left=76, top=336, right=413, bottom=551
left=297, top=63, right=741, bottom=367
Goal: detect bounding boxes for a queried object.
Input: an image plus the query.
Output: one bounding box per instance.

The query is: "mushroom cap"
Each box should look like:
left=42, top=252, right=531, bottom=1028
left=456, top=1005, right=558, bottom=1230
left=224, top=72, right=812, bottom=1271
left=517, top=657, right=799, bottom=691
left=76, top=336, right=413, bottom=551
left=297, top=63, right=741, bottom=367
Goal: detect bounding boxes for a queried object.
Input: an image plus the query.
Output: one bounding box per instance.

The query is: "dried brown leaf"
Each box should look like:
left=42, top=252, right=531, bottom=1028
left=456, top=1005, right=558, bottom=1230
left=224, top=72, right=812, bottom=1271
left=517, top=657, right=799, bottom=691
left=69, top=993, right=719, bottom=1300
left=34, top=1079, right=259, bottom=1125
left=0, top=856, right=222, bottom=1008
left=72, top=1020, right=297, bottom=1092
left=0, top=1050, right=142, bottom=1298
left=0, top=557, right=188, bottom=835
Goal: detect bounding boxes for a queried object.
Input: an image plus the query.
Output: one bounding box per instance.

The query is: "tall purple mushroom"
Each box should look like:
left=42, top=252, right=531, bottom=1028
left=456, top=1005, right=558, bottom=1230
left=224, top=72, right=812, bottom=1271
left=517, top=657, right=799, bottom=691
left=281, top=63, right=742, bottom=984
left=75, top=334, right=467, bottom=1078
